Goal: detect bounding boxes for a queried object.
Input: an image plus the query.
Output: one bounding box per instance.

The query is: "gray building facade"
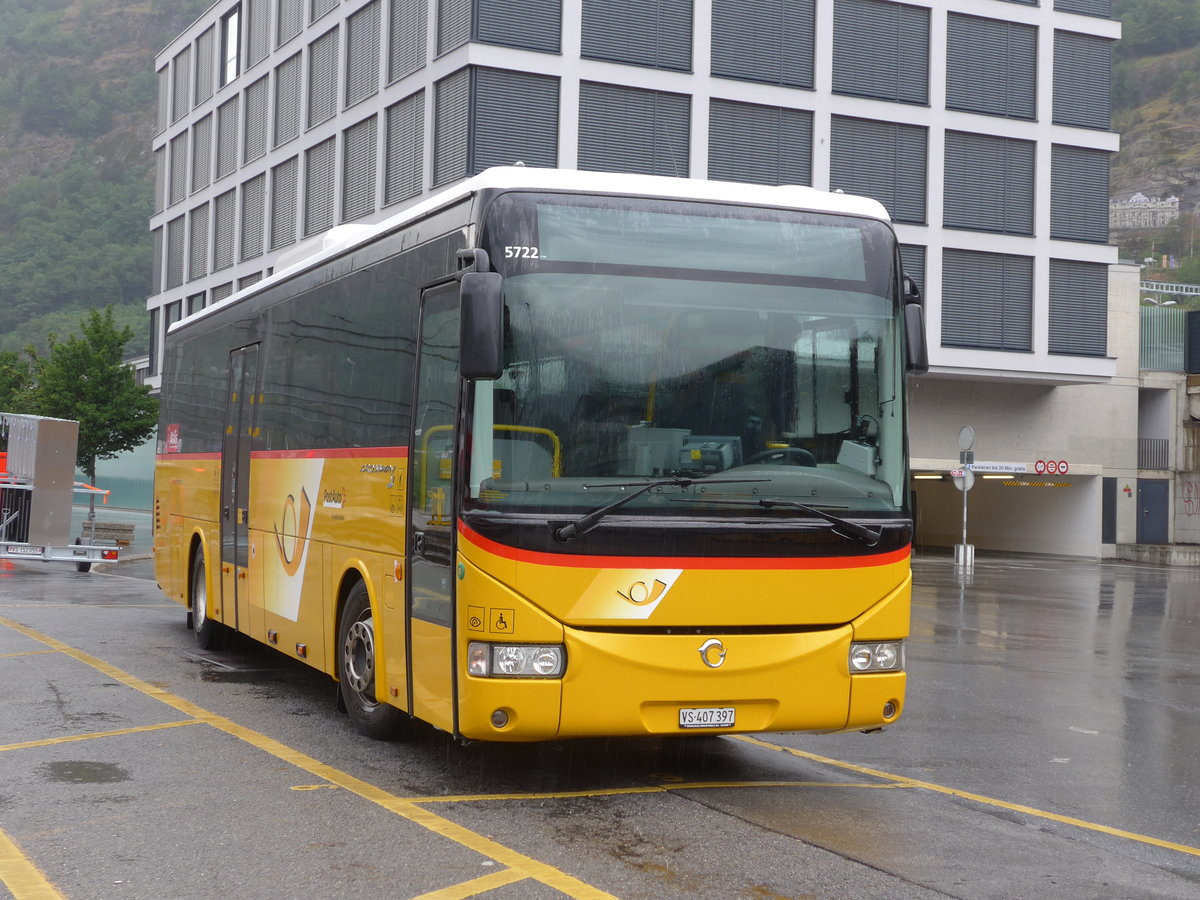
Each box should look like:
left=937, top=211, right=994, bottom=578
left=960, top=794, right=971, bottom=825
left=150, top=0, right=1126, bottom=555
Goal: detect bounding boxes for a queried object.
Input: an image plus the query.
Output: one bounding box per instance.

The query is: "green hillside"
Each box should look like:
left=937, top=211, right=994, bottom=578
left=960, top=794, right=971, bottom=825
left=0, top=0, right=208, bottom=355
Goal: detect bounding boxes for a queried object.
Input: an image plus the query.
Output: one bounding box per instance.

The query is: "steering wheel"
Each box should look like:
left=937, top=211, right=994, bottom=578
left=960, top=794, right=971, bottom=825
left=744, top=448, right=817, bottom=467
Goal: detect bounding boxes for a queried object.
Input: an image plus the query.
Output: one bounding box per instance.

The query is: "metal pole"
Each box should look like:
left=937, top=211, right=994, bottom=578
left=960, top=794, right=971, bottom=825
left=962, top=481, right=968, bottom=549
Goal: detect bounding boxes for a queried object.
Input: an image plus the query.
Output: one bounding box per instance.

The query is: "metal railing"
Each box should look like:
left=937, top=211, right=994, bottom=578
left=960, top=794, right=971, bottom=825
left=1140, top=307, right=1187, bottom=371
left=1138, top=437, right=1170, bottom=470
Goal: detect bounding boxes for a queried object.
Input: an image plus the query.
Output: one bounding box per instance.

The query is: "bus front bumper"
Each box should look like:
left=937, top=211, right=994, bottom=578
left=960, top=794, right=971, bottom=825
left=458, top=626, right=905, bottom=741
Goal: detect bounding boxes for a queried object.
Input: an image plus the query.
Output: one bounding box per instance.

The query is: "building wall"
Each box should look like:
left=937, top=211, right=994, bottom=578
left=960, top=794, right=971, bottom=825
left=149, top=0, right=1123, bottom=556
left=910, top=263, right=1140, bottom=555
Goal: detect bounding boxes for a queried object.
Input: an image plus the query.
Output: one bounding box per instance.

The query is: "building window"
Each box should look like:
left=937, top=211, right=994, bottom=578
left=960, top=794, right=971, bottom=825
left=1054, top=0, right=1112, bottom=18
left=214, top=190, right=237, bottom=271
left=385, top=91, right=424, bottom=206
left=277, top=0, right=303, bottom=47
left=433, top=69, right=469, bottom=186
left=172, top=46, right=192, bottom=123
left=944, top=131, right=1035, bottom=235
left=581, top=0, right=692, bottom=72
left=220, top=5, right=242, bottom=87
left=157, top=67, right=170, bottom=132
left=246, top=0, right=271, bottom=69
left=946, top=14, right=1036, bottom=120
left=166, top=216, right=186, bottom=289
left=711, top=0, right=814, bottom=89
left=152, top=227, right=164, bottom=293
left=154, top=147, right=167, bottom=213
left=941, top=249, right=1033, bottom=352
left=274, top=53, right=302, bottom=147
left=708, top=99, right=812, bottom=186
left=389, top=0, right=427, bottom=83
left=899, top=245, right=926, bottom=296
left=342, top=117, right=378, bottom=221
left=188, top=293, right=206, bottom=315
left=478, top=0, right=561, bottom=53
left=433, top=68, right=559, bottom=186
left=308, top=26, right=340, bottom=128
left=438, top=0, right=471, bottom=54
left=578, top=81, right=689, bottom=177
left=1049, top=260, right=1107, bottom=357
left=271, top=156, right=299, bottom=250
left=1054, top=30, right=1112, bottom=130
left=149, top=307, right=160, bottom=377
left=189, top=203, right=210, bottom=280
left=243, top=75, right=270, bottom=163
left=346, top=1, right=382, bottom=108
left=305, top=138, right=337, bottom=236
left=241, top=173, right=266, bottom=261
left=1052, top=145, right=1110, bottom=243
left=829, top=116, right=927, bottom=225
left=216, top=96, right=240, bottom=180
left=195, top=26, right=216, bottom=106
left=169, top=132, right=189, bottom=205
left=311, top=0, right=338, bottom=23
left=832, top=0, right=929, bottom=105
left=192, top=115, right=213, bottom=193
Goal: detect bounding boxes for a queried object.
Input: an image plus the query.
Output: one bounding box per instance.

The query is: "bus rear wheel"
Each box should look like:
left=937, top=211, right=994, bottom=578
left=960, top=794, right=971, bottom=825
left=338, top=581, right=407, bottom=740
left=190, top=552, right=223, bottom=650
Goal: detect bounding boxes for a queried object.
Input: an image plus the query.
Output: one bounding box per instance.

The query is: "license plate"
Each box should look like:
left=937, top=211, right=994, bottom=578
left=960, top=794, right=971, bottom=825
left=678, top=707, right=735, bottom=729
left=5, top=545, right=44, bottom=556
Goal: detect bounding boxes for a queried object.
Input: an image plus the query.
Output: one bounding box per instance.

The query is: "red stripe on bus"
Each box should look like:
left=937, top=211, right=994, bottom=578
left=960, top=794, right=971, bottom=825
left=458, top=521, right=909, bottom=570
left=157, top=448, right=408, bottom=461
left=251, top=447, right=410, bottom=460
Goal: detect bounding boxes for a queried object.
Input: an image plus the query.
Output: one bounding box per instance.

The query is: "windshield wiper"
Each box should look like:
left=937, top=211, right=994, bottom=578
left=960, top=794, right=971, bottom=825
left=674, top=497, right=883, bottom=547
left=553, top=477, right=767, bottom=543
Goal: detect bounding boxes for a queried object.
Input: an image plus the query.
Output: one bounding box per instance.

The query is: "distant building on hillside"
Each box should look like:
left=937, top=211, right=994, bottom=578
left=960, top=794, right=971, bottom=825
left=1110, top=192, right=1180, bottom=230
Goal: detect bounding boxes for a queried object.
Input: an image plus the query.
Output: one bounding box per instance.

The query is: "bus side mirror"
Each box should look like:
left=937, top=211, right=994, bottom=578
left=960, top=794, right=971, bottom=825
left=905, top=303, right=928, bottom=374
left=903, top=273, right=921, bottom=305
left=460, top=272, right=504, bottom=379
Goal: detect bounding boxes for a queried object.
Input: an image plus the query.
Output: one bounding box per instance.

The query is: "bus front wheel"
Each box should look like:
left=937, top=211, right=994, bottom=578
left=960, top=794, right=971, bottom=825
left=190, top=552, right=223, bottom=650
left=338, top=581, right=407, bottom=740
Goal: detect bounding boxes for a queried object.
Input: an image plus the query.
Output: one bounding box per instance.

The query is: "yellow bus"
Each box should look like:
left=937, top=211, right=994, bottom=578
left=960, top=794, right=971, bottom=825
left=154, top=167, right=927, bottom=741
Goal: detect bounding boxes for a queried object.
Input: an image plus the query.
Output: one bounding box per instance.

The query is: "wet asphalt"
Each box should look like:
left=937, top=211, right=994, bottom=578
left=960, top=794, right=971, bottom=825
left=1, top=514, right=1199, bottom=899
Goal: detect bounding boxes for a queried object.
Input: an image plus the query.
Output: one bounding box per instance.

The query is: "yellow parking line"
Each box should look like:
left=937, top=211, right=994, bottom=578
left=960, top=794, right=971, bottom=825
left=409, top=780, right=896, bottom=804
left=0, top=615, right=617, bottom=900
left=735, top=735, right=1200, bottom=859
left=0, top=827, right=63, bottom=900
left=0, top=650, right=59, bottom=660
left=0, top=719, right=200, bottom=753
left=407, top=868, right=527, bottom=899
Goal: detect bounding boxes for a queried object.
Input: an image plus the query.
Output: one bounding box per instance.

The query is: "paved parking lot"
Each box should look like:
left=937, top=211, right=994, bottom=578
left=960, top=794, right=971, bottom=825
left=2, top=535, right=1200, bottom=899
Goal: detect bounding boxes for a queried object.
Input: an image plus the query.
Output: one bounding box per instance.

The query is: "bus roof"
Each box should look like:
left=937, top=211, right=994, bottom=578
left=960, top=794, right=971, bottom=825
left=170, top=167, right=891, bottom=335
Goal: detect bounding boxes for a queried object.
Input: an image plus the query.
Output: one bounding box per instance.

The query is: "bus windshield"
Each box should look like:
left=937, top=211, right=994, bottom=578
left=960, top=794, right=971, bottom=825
left=465, top=192, right=906, bottom=523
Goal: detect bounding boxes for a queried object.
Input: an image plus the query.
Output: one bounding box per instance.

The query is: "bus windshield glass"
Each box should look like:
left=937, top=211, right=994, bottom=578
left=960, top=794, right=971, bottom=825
left=466, top=192, right=906, bottom=523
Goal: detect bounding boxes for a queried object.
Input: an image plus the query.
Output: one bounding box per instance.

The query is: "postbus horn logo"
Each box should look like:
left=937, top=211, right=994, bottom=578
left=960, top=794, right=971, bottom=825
left=274, top=488, right=312, bottom=577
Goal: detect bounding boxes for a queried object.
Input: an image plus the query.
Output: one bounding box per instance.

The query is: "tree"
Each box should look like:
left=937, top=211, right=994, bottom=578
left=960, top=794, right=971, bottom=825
left=0, top=350, right=31, bottom=411
left=23, top=307, right=158, bottom=483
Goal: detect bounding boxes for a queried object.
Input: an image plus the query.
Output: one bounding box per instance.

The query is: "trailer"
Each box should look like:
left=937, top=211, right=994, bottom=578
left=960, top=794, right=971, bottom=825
left=1, top=413, right=119, bottom=572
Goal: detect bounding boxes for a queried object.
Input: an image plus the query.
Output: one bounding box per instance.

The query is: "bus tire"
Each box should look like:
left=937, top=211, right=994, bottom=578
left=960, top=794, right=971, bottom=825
left=338, top=580, right=407, bottom=740
left=190, top=550, right=223, bottom=650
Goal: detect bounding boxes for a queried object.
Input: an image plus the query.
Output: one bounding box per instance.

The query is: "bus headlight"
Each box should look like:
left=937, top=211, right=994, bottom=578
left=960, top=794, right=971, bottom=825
left=849, top=641, right=904, bottom=672
left=467, top=642, right=565, bottom=678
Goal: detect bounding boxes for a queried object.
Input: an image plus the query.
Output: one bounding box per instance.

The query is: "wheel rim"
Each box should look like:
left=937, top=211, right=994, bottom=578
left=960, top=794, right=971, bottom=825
left=343, top=613, right=376, bottom=703
left=192, top=560, right=207, bottom=630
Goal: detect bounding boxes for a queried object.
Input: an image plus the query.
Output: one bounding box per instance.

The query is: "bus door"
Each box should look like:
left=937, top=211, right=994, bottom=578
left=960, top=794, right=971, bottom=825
left=220, top=343, right=259, bottom=634
left=407, top=283, right=460, bottom=732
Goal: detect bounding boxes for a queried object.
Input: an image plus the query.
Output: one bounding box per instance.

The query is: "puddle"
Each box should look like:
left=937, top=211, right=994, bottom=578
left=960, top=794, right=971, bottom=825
left=40, top=761, right=131, bottom=784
